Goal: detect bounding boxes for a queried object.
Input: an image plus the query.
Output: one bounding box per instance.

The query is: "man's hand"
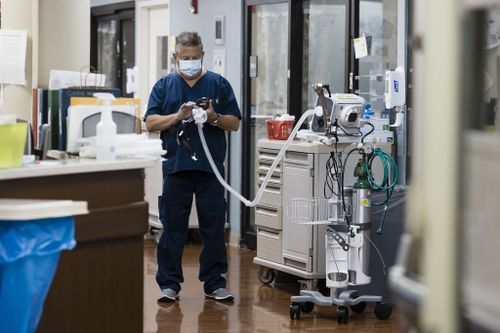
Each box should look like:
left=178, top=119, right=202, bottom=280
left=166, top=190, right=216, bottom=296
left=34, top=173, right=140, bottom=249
left=205, top=101, right=217, bottom=123
left=176, top=102, right=196, bottom=121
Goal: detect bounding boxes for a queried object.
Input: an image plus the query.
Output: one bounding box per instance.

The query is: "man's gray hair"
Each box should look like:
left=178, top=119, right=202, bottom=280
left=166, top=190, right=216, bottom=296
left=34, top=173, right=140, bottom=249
left=175, top=31, right=203, bottom=52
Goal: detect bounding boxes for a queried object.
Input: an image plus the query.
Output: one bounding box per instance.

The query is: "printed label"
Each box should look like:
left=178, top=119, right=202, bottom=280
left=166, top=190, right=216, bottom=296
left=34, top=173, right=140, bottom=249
left=393, top=80, right=399, bottom=93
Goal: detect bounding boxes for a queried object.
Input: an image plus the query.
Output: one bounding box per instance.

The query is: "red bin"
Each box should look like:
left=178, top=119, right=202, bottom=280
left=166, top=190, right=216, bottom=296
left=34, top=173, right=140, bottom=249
left=266, top=119, right=295, bottom=140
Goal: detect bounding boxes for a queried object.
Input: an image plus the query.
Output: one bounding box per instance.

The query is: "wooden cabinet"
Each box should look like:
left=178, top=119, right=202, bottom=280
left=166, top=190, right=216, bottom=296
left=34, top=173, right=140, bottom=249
left=0, top=165, right=149, bottom=333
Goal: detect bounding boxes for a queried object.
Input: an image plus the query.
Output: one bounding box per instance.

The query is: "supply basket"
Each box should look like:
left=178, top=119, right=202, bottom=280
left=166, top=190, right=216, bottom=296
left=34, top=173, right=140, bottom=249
left=287, top=197, right=350, bottom=225
left=266, top=119, right=294, bottom=140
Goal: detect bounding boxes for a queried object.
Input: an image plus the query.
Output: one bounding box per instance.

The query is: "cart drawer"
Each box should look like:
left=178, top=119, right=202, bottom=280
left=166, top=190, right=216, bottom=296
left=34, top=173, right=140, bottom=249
left=257, top=164, right=282, bottom=178
left=284, top=151, right=314, bottom=168
left=257, top=247, right=283, bottom=264
left=258, top=148, right=282, bottom=168
left=257, top=227, right=282, bottom=252
left=257, top=173, right=282, bottom=186
left=255, top=203, right=282, bottom=230
left=283, top=250, right=312, bottom=272
left=259, top=188, right=282, bottom=206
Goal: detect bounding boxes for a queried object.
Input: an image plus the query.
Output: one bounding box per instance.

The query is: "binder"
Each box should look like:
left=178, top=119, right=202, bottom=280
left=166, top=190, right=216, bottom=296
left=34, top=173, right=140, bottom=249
left=48, top=90, right=59, bottom=149
left=31, top=89, right=38, bottom=147
left=37, top=89, right=48, bottom=148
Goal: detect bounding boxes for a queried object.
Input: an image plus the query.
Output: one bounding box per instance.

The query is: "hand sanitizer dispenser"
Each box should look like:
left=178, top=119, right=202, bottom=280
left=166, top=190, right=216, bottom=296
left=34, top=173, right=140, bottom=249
left=94, top=93, right=117, bottom=160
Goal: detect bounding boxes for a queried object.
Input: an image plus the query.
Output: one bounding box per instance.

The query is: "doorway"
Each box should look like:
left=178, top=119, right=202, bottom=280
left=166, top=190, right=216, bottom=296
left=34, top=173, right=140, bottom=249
left=137, top=0, right=170, bottom=107
left=136, top=0, right=171, bottom=231
left=241, top=0, right=350, bottom=249
left=91, top=1, right=135, bottom=96
left=242, top=1, right=290, bottom=249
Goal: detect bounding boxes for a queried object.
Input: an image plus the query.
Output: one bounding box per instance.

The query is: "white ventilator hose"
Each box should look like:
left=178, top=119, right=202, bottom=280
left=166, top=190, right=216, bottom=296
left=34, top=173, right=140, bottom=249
left=196, top=107, right=322, bottom=207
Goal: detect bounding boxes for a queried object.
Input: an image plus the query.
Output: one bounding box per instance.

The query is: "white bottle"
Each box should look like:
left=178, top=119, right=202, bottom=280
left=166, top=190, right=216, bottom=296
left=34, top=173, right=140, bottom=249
left=94, top=93, right=117, bottom=160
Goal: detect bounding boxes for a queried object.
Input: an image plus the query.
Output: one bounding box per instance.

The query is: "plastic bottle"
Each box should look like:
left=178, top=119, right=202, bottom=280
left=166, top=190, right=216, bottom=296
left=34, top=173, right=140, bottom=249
left=94, top=93, right=117, bottom=160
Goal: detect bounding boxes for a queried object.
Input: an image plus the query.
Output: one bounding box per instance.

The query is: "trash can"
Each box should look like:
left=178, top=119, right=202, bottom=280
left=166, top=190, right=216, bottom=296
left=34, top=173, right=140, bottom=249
left=0, top=199, right=88, bottom=333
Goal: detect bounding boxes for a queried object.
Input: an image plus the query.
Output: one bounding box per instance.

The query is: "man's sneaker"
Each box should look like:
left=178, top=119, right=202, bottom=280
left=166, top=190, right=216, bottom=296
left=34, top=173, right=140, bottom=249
left=158, top=288, right=179, bottom=302
left=204, top=288, right=234, bottom=301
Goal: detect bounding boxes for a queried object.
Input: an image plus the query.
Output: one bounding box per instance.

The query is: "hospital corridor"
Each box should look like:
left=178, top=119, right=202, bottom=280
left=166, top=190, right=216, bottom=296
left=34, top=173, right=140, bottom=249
left=0, top=0, right=499, bottom=333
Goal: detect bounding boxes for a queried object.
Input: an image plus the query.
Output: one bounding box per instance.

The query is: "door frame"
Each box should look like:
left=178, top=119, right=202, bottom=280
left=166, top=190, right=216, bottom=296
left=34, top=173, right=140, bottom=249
left=241, top=0, right=354, bottom=249
left=241, top=0, right=294, bottom=249
left=136, top=0, right=170, bottom=104
left=90, top=1, right=135, bottom=92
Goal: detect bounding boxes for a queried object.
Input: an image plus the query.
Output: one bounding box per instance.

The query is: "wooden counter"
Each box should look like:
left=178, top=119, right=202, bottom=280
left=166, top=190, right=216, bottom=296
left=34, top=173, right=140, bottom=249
left=0, top=158, right=155, bottom=333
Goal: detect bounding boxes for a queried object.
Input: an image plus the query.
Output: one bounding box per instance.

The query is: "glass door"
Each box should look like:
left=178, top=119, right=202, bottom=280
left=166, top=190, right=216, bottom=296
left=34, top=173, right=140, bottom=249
left=357, top=0, right=399, bottom=114
left=91, top=4, right=135, bottom=96
left=243, top=2, right=289, bottom=248
left=302, top=0, right=348, bottom=110
left=355, top=0, right=410, bottom=183
left=97, top=17, right=119, bottom=88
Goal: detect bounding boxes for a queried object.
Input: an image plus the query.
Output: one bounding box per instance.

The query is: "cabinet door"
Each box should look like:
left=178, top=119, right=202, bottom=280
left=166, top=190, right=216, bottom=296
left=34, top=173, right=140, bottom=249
left=282, top=157, right=314, bottom=271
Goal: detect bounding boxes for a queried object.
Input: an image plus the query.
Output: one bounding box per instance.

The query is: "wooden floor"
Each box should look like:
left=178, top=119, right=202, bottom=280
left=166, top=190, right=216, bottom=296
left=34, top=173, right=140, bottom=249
left=143, top=240, right=404, bottom=333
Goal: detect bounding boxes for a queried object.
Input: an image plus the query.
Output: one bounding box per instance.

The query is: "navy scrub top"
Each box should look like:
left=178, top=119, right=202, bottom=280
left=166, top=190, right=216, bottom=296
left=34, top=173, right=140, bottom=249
left=144, top=71, right=241, bottom=176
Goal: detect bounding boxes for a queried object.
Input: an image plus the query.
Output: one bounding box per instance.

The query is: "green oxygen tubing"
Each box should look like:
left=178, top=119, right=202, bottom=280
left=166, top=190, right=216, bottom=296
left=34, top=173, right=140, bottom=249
left=341, top=145, right=399, bottom=234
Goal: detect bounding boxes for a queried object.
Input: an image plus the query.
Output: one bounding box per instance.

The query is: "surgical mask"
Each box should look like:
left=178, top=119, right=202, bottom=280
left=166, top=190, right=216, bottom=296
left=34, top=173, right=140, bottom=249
left=178, top=59, right=202, bottom=77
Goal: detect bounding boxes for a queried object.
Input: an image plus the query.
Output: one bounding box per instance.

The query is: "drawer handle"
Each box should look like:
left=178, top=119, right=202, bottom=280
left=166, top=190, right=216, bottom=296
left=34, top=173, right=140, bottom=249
left=256, top=206, right=279, bottom=216
left=264, top=188, right=281, bottom=195
left=258, top=229, right=280, bottom=240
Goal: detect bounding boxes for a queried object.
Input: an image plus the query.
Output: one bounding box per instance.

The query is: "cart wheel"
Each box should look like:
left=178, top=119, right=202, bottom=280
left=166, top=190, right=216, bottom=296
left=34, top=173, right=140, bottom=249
left=258, top=267, right=276, bottom=284
left=300, top=302, right=315, bottom=313
left=336, top=306, right=349, bottom=324
left=350, top=300, right=367, bottom=313
left=374, top=302, right=392, bottom=320
left=290, top=303, right=301, bottom=320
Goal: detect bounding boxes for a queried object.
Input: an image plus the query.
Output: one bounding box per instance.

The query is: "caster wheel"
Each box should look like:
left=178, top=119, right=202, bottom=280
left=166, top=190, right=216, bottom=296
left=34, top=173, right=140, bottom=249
left=290, top=303, right=301, bottom=320
left=300, top=302, right=315, bottom=313
left=374, top=302, right=392, bottom=320
left=258, top=267, right=276, bottom=285
left=350, top=301, right=367, bottom=313
left=336, top=305, right=349, bottom=324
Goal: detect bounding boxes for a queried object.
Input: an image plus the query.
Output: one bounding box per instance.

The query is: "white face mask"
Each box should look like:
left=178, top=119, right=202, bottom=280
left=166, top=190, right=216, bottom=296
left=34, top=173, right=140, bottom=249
left=178, top=59, right=202, bottom=77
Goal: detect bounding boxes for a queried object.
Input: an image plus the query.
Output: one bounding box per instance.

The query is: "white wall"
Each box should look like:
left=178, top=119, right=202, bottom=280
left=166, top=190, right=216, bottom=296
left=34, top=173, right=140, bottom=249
left=38, top=0, right=90, bottom=88
left=171, top=0, right=243, bottom=242
left=2, top=0, right=90, bottom=121
left=1, top=0, right=34, bottom=121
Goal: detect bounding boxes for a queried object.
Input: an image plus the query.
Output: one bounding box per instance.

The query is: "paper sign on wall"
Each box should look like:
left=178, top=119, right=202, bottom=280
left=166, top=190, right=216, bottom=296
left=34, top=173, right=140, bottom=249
left=0, top=30, right=27, bottom=85
left=353, top=34, right=368, bottom=59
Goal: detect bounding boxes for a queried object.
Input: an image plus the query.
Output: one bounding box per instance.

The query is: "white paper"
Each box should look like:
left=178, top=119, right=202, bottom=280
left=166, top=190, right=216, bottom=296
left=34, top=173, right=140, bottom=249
left=126, top=66, right=139, bottom=94
left=353, top=35, right=368, bottom=59
left=485, top=70, right=494, bottom=91
left=49, top=70, right=106, bottom=90
left=0, top=30, right=27, bottom=85
left=213, top=49, right=226, bottom=77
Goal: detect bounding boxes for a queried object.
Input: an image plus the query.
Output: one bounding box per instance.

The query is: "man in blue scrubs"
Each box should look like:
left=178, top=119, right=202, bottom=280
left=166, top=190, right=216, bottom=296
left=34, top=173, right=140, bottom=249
left=144, top=31, right=241, bottom=302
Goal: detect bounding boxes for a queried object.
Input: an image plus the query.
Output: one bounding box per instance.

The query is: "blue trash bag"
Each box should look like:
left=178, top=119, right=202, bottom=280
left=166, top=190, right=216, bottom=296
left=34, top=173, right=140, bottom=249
left=0, top=217, right=76, bottom=333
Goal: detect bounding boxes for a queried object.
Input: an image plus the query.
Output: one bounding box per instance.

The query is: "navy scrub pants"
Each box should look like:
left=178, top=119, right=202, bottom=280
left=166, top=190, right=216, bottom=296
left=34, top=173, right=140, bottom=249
left=156, top=170, right=228, bottom=294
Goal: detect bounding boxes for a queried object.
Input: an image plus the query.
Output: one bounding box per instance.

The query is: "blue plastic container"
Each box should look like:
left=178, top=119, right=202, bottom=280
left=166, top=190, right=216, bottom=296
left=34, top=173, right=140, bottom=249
left=0, top=217, right=76, bottom=333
